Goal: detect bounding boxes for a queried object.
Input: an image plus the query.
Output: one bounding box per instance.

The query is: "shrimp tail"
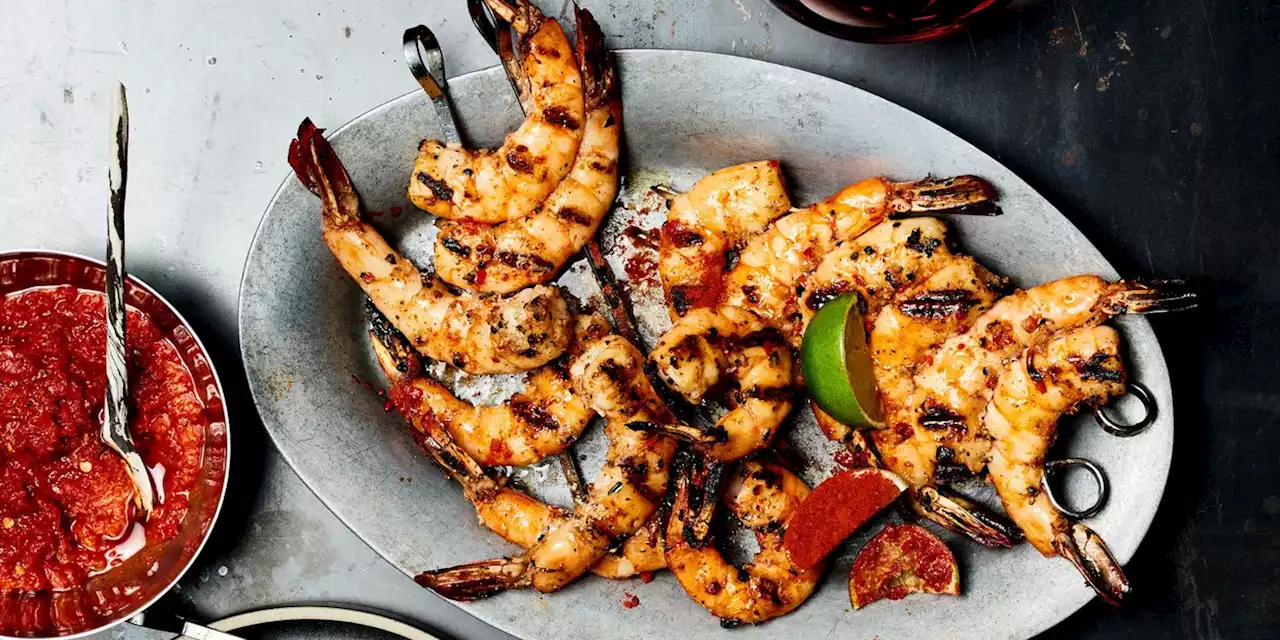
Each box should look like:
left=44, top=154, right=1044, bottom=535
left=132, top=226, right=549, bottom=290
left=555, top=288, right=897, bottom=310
left=671, top=453, right=725, bottom=548
left=627, top=420, right=728, bottom=446
left=1055, top=522, right=1131, bottom=606
left=1102, top=279, right=1199, bottom=315
left=288, top=118, right=361, bottom=228
left=415, top=557, right=532, bottom=601
left=888, top=175, right=1001, bottom=217
left=366, top=302, right=491, bottom=483
left=366, top=299, right=422, bottom=379
left=574, top=6, right=615, bottom=107
left=482, top=0, right=537, bottom=33
left=913, top=487, right=1024, bottom=549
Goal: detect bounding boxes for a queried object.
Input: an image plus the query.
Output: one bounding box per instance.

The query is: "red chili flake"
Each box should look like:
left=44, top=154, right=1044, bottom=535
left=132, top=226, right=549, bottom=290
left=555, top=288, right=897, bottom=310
left=623, top=251, right=661, bottom=294
left=359, top=272, right=375, bottom=284
left=369, top=210, right=385, bottom=218
left=833, top=449, right=858, bottom=468
left=639, top=571, right=654, bottom=584
left=474, top=269, right=487, bottom=286
left=621, top=592, right=640, bottom=609
left=352, top=373, right=391, bottom=409
left=391, top=205, right=403, bottom=218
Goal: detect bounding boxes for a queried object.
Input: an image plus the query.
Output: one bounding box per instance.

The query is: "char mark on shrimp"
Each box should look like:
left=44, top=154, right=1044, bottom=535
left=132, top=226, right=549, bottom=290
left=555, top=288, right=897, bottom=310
left=898, top=289, right=980, bottom=319
left=416, top=171, right=455, bottom=201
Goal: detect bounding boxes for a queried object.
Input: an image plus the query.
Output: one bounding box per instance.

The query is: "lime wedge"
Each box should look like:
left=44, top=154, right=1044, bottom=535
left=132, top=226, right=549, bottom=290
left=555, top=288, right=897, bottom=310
left=800, top=293, right=885, bottom=429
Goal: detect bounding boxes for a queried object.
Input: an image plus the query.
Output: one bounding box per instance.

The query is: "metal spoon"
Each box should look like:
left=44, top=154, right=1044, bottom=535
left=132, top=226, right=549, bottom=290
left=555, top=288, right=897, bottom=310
left=105, top=81, right=157, bottom=519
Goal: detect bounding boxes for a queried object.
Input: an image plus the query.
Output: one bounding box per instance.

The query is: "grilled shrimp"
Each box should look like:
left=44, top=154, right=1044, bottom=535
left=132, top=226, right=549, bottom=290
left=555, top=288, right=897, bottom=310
left=409, top=0, right=585, bottom=223
left=381, top=308, right=608, bottom=467
left=289, top=119, right=571, bottom=374
left=659, top=161, right=791, bottom=318
left=886, top=275, right=1196, bottom=490
left=666, top=459, right=823, bottom=626
left=434, top=7, right=620, bottom=293
left=368, top=314, right=664, bottom=578
left=984, top=325, right=1131, bottom=603
left=797, top=219, right=1020, bottom=546
left=723, top=175, right=997, bottom=343
left=416, top=335, right=680, bottom=598
left=798, top=218, right=956, bottom=334
left=646, top=307, right=794, bottom=462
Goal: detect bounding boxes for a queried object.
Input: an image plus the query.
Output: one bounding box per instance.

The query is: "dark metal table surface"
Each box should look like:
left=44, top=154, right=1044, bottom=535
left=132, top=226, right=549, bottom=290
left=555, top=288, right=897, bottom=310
left=0, top=0, right=1274, bottom=638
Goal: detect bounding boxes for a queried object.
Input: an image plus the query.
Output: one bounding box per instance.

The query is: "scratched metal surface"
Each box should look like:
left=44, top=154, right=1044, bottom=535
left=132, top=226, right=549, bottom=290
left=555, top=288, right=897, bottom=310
left=0, top=0, right=1274, bottom=639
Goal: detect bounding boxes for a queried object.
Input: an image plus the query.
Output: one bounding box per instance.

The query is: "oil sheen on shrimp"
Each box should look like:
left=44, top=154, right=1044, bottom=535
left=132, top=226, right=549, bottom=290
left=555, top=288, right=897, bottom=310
left=434, top=7, right=620, bottom=293
left=659, top=161, right=791, bottom=319
left=408, top=0, right=585, bottom=223
left=646, top=307, right=794, bottom=462
left=984, top=326, right=1131, bottom=604
left=289, top=119, right=572, bottom=375
left=415, top=334, right=681, bottom=598
left=666, top=459, right=823, bottom=626
left=367, top=315, right=664, bottom=578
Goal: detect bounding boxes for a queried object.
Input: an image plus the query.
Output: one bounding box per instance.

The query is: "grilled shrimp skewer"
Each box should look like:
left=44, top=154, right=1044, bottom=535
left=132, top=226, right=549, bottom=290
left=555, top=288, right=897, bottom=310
left=884, top=275, right=1197, bottom=490
left=435, top=7, right=621, bottom=293
left=289, top=119, right=571, bottom=374
left=417, top=335, right=681, bottom=598
left=650, top=175, right=997, bottom=397
left=647, top=178, right=996, bottom=456
left=659, top=161, right=792, bottom=319
left=369, top=308, right=664, bottom=577
left=379, top=303, right=608, bottom=467
left=721, top=175, right=997, bottom=342
left=642, top=306, right=794, bottom=462
left=666, top=458, right=824, bottom=626
left=409, top=0, right=585, bottom=223
left=984, top=325, right=1132, bottom=604
left=797, top=219, right=1022, bottom=546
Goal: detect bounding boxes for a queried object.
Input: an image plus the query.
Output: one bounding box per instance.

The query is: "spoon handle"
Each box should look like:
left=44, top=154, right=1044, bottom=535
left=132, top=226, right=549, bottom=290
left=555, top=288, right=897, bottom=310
left=104, top=82, right=155, bottom=518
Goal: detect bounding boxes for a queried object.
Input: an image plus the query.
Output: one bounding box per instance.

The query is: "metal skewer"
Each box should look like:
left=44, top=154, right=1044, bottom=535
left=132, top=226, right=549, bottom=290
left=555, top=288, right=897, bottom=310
left=402, top=24, right=592, bottom=503
left=104, top=82, right=156, bottom=519
left=464, top=0, right=716, bottom=433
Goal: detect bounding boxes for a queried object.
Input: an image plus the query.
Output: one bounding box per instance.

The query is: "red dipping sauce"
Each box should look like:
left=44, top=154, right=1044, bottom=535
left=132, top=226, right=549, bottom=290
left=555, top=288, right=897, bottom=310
left=0, top=286, right=205, bottom=594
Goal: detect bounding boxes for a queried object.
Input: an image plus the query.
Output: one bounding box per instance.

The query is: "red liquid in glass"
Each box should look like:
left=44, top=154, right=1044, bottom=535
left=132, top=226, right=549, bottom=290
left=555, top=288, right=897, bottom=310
left=799, top=0, right=1000, bottom=28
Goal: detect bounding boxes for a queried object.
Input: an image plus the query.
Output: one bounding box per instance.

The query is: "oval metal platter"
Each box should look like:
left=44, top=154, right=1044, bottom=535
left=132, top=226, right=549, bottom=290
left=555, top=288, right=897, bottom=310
left=239, top=50, right=1172, bottom=640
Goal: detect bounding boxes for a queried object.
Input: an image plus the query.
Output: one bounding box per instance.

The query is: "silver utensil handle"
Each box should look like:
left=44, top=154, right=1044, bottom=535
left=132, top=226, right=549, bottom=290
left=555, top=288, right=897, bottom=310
left=127, top=613, right=248, bottom=640
left=180, top=620, right=250, bottom=640
left=402, top=25, right=462, bottom=146
left=106, top=82, right=129, bottom=406
left=105, top=82, right=155, bottom=516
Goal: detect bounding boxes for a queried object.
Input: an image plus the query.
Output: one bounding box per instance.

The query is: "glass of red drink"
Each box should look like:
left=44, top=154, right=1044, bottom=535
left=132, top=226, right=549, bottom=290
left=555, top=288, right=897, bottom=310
left=769, top=0, right=1010, bottom=43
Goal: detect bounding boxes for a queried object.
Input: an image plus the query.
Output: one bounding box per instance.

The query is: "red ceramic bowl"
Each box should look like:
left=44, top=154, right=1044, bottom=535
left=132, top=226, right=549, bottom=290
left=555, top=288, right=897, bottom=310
left=0, top=251, right=230, bottom=638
